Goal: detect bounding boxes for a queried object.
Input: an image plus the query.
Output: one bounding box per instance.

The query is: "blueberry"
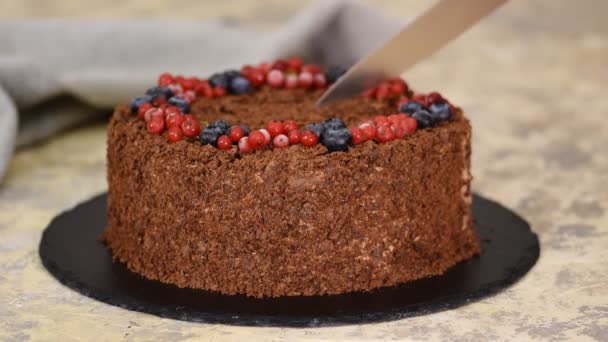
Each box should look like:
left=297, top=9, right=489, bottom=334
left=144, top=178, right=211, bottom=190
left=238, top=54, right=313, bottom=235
left=239, top=124, right=250, bottom=136
left=209, top=73, right=229, bottom=88
left=208, top=120, right=231, bottom=135
left=323, top=118, right=346, bottom=131
left=145, top=86, right=173, bottom=99
left=130, top=95, right=153, bottom=112
left=411, top=109, right=436, bottom=128
left=228, top=76, right=251, bottom=95
left=399, top=101, right=424, bottom=115
left=429, top=102, right=452, bottom=121
left=321, top=128, right=352, bottom=152
left=325, top=66, right=347, bottom=84
left=223, top=69, right=241, bottom=80
left=199, top=127, right=224, bottom=146
left=304, top=123, right=325, bottom=137
left=168, top=96, right=190, bottom=113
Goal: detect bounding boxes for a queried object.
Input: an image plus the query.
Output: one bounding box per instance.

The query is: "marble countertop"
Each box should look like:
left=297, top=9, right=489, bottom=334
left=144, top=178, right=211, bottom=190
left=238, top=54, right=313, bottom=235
left=1, top=0, right=607, bottom=341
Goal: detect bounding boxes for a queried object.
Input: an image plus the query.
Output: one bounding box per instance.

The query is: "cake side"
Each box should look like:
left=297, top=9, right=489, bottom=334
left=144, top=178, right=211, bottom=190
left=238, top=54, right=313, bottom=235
left=102, top=89, right=479, bottom=297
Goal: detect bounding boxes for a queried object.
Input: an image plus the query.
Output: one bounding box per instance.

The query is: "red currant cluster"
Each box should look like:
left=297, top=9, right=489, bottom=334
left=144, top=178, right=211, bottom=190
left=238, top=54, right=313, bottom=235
left=241, top=57, right=329, bottom=89
left=235, top=120, right=319, bottom=153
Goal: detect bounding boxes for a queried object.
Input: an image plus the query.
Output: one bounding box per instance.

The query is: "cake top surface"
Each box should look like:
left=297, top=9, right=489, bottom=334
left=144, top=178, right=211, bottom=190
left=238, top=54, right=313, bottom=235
left=126, top=57, right=460, bottom=154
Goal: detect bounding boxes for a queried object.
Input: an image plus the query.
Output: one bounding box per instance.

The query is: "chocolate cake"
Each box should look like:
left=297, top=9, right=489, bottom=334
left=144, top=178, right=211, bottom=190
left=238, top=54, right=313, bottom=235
left=102, top=59, right=480, bottom=298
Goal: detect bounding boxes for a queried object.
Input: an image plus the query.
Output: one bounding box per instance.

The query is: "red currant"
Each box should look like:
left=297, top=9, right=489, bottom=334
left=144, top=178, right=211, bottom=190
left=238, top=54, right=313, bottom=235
left=350, top=127, right=365, bottom=145
left=375, top=83, right=391, bottom=100
left=158, top=73, right=174, bottom=87
left=248, top=130, right=267, bottom=149
left=266, top=120, right=285, bottom=137
left=258, top=62, right=272, bottom=74
left=390, top=79, right=407, bottom=95
left=180, top=77, right=197, bottom=91
left=165, top=112, right=185, bottom=129
left=404, top=117, right=418, bottom=133
left=301, top=131, right=319, bottom=147
left=238, top=137, right=252, bottom=153
left=388, top=114, right=401, bottom=125
left=240, top=64, right=254, bottom=77
left=426, top=91, right=444, bottom=106
left=360, top=123, right=377, bottom=141
left=137, top=102, right=153, bottom=119
left=288, top=130, right=302, bottom=144
left=213, top=87, right=227, bottom=97
left=285, top=73, right=298, bottom=89
left=248, top=69, right=265, bottom=86
left=391, top=122, right=406, bottom=138
left=144, top=107, right=164, bottom=122
left=375, top=124, right=395, bottom=143
left=167, top=126, right=183, bottom=142
left=271, top=59, right=288, bottom=71
left=217, top=135, right=232, bottom=150
left=313, top=73, right=327, bottom=88
left=146, top=117, right=165, bottom=134
left=287, top=56, right=303, bottom=73
left=273, top=134, right=289, bottom=148
left=229, top=126, right=245, bottom=143
left=164, top=106, right=181, bottom=117
left=181, top=118, right=201, bottom=138
left=361, top=88, right=376, bottom=98
left=267, top=70, right=285, bottom=88
left=259, top=129, right=271, bottom=144
left=297, top=72, right=313, bottom=88
left=283, top=120, right=298, bottom=133
left=374, top=115, right=389, bottom=126
left=302, top=64, right=321, bottom=74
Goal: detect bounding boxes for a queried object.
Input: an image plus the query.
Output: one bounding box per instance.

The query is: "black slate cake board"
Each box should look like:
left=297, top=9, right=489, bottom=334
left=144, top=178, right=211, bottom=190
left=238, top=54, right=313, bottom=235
left=39, top=193, right=539, bottom=327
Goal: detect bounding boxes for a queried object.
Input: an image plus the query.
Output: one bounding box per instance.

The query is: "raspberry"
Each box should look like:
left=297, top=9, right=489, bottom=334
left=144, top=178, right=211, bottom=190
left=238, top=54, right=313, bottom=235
left=181, top=118, right=201, bottom=138
left=158, top=73, right=174, bottom=87
left=288, top=130, right=301, bottom=144
left=350, top=127, right=365, bottom=145
left=391, top=122, right=407, bottom=138
left=283, top=120, right=298, bottom=133
left=266, top=120, right=285, bottom=137
left=248, top=130, right=267, bottom=149
left=297, top=72, right=313, bottom=88
left=217, top=135, right=233, bottom=150
left=374, top=115, right=389, bottom=126
left=167, top=126, right=183, bottom=142
left=267, top=70, right=285, bottom=88
left=360, top=123, right=377, bottom=141
left=300, top=130, right=319, bottom=147
left=388, top=114, right=402, bottom=125
left=137, top=102, right=153, bottom=119
left=228, top=126, right=245, bottom=143
left=146, top=117, right=165, bottom=134
left=375, top=124, right=395, bottom=143
left=273, top=134, right=289, bottom=148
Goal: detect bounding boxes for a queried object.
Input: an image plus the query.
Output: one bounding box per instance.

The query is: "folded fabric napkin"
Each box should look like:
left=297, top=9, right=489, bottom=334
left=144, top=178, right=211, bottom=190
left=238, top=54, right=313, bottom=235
left=0, top=0, right=401, bottom=182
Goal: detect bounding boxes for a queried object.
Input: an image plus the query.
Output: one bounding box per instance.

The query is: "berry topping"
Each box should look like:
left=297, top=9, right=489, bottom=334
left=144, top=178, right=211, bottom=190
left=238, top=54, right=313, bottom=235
left=284, top=73, right=299, bottom=89
left=313, top=73, right=327, bottom=88
left=304, top=123, right=324, bottom=137
left=302, top=64, right=322, bottom=74
left=429, top=102, right=453, bottom=121
left=158, top=73, right=174, bottom=87
left=287, top=57, right=303, bottom=73
left=248, top=130, right=267, bottom=149
left=228, top=126, right=246, bottom=143
left=259, top=129, right=272, bottom=144
left=229, top=76, right=252, bottom=95
left=298, top=72, right=313, bottom=88
left=360, top=123, right=377, bottom=141
left=273, top=134, right=289, bottom=148
left=325, top=66, right=347, bottom=84
left=375, top=83, right=391, bottom=101
left=411, top=109, right=435, bottom=128
left=209, top=73, right=229, bottom=88
left=266, top=120, right=285, bottom=137
left=399, top=101, right=424, bottom=114
left=146, top=117, right=165, bottom=134
left=213, top=87, right=227, bottom=97
left=426, top=92, right=445, bottom=106
left=350, top=127, right=365, bottom=145
left=323, top=118, right=346, bottom=130
left=146, top=86, right=174, bottom=99
left=288, top=130, right=302, bottom=145
left=165, top=111, right=185, bottom=129
left=238, top=124, right=250, bottom=137
left=223, top=70, right=241, bottom=80
left=248, top=70, right=265, bottom=86
left=181, top=118, right=201, bottom=138
left=208, top=120, right=231, bottom=135
left=283, top=120, right=298, bottom=133
left=267, top=70, right=285, bottom=88
left=199, top=127, right=223, bottom=146
left=300, top=130, right=319, bottom=147
left=217, top=135, right=233, bottom=150
left=137, top=102, right=153, bottom=119
left=375, top=124, right=395, bottom=143
left=144, top=107, right=165, bottom=122
left=130, top=95, right=153, bottom=113
left=271, top=59, right=288, bottom=71
left=168, top=97, right=190, bottom=114
left=321, top=128, right=352, bottom=152
left=167, top=127, right=183, bottom=143
left=238, top=137, right=252, bottom=153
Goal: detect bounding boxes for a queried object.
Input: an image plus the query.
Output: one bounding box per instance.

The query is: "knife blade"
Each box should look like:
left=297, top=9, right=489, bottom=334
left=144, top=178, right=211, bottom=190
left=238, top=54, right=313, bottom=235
left=316, top=0, right=507, bottom=106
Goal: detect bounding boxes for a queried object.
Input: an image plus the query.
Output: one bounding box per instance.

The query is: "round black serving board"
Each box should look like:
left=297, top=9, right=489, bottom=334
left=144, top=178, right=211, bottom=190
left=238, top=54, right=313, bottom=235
left=39, top=193, right=538, bottom=327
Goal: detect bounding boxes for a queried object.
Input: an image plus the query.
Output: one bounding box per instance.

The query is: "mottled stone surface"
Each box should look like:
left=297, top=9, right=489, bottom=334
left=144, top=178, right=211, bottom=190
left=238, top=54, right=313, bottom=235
left=1, top=0, right=607, bottom=341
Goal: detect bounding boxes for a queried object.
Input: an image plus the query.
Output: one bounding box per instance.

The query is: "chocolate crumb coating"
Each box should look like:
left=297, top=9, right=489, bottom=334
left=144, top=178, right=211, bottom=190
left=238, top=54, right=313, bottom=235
left=102, top=88, right=480, bottom=298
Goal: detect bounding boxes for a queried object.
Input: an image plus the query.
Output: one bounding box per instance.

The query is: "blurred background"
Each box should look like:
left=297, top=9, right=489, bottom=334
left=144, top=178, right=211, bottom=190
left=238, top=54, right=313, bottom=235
left=1, top=1, right=607, bottom=340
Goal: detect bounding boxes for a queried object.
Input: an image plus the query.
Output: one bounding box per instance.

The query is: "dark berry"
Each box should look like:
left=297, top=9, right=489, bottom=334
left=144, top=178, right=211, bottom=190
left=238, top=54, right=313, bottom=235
left=323, top=118, right=346, bottom=131
left=146, top=86, right=174, bottom=99
left=208, top=120, right=231, bottom=135
left=411, top=109, right=436, bottom=128
left=168, top=96, right=190, bottom=113
left=228, top=76, right=251, bottom=95
left=325, top=66, right=347, bottom=84
left=223, top=69, right=241, bottom=80
left=304, top=123, right=324, bottom=137
left=321, top=128, right=352, bottom=152
left=399, top=101, right=425, bottom=114
left=199, top=127, right=223, bottom=146
left=130, top=95, right=153, bottom=113
left=209, top=73, right=229, bottom=88
left=429, top=102, right=453, bottom=121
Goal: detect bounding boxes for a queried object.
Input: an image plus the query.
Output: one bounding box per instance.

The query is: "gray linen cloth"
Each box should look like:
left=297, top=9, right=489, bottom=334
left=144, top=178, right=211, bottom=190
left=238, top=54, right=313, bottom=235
left=0, top=0, right=401, bottom=182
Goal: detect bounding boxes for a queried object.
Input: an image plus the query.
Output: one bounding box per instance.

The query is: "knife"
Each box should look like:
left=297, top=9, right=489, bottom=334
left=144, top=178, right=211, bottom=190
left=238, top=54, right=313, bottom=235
left=316, top=0, right=507, bottom=106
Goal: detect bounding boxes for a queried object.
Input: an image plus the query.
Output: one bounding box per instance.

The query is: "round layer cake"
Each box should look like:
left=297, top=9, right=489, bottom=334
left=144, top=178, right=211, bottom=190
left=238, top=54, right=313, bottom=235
left=102, top=61, right=480, bottom=298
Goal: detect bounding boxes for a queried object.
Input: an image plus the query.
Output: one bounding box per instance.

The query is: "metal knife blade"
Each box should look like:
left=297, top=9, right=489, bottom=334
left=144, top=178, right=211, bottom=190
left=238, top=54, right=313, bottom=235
left=316, top=0, right=507, bottom=106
